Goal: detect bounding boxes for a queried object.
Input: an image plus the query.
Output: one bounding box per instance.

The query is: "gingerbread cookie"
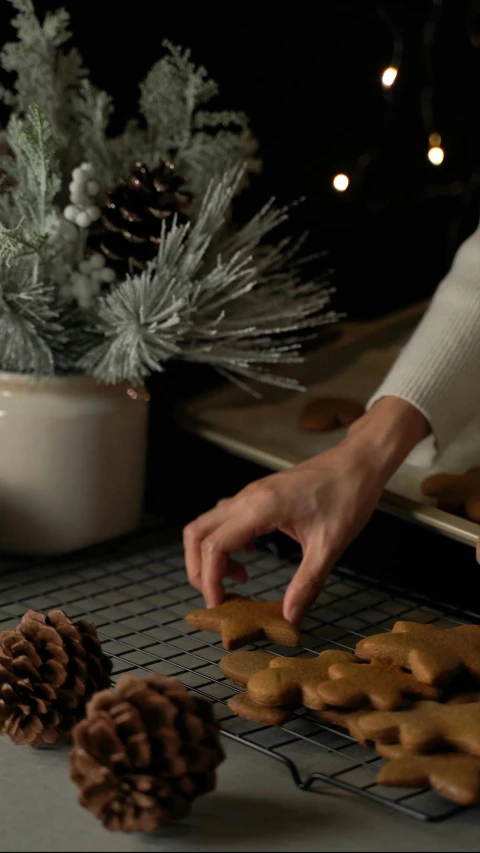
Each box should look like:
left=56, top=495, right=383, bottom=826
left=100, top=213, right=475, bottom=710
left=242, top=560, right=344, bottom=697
left=315, top=708, right=370, bottom=745
left=227, top=692, right=292, bottom=725
left=299, top=397, right=364, bottom=432
left=356, top=621, right=480, bottom=687
left=247, top=650, right=357, bottom=711
left=220, top=651, right=276, bottom=686
left=421, top=468, right=480, bottom=523
left=316, top=659, right=440, bottom=711
left=354, top=700, right=480, bottom=755
left=186, top=595, right=300, bottom=650
left=376, top=747, right=480, bottom=806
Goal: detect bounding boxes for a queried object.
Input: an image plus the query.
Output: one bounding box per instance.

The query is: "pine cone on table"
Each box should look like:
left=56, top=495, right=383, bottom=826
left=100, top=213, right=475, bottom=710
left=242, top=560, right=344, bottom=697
left=70, top=673, right=225, bottom=833
left=0, top=610, right=112, bottom=747
left=93, top=160, right=191, bottom=278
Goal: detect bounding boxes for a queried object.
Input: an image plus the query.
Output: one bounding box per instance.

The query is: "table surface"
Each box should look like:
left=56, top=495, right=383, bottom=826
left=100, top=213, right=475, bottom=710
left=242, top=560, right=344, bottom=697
left=1, top=735, right=479, bottom=853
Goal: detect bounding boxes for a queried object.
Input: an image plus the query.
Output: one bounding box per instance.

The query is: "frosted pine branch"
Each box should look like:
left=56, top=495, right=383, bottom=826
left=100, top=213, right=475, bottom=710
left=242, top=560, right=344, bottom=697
left=0, top=8, right=336, bottom=383
left=84, top=168, right=335, bottom=390
left=0, top=259, right=64, bottom=374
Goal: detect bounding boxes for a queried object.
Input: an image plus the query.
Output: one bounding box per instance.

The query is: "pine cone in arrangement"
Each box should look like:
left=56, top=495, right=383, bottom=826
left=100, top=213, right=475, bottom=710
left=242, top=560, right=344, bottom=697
left=0, top=610, right=112, bottom=747
left=70, top=673, right=225, bottom=833
left=94, top=160, right=191, bottom=278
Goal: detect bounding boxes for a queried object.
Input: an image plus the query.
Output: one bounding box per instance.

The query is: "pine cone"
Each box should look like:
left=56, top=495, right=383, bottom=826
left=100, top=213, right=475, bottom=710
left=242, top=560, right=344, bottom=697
left=94, top=160, right=191, bottom=278
left=70, top=673, right=225, bottom=832
left=0, top=610, right=112, bottom=747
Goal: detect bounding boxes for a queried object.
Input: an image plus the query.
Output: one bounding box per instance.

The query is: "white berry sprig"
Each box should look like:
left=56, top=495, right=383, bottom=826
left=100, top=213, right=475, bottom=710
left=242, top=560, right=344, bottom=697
left=63, top=162, right=101, bottom=229
left=69, top=252, right=116, bottom=309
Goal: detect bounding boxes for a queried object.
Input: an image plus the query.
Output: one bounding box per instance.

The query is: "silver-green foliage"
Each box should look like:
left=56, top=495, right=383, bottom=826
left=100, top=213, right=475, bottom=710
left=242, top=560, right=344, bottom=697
left=0, top=0, right=87, bottom=172
left=76, top=42, right=261, bottom=207
left=0, top=105, right=60, bottom=266
left=0, top=1, right=260, bottom=200
left=0, top=105, right=69, bottom=375
left=0, top=259, right=63, bottom=374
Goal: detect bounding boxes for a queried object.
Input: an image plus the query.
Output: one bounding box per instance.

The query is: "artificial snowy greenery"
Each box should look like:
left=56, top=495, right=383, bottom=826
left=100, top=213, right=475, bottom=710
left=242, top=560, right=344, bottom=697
left=0, top=0, right=334, bottom=389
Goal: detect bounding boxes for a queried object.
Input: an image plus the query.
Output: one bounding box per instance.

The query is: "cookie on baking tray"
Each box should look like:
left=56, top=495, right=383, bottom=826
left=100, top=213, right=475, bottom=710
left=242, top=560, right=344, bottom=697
left=421, top=468, right=480, bottom=523
left=299, top=396, right=364, bottom=432
left=186, top=595, right=300, bottom=650
left=355, top=621, right=480, bottom=687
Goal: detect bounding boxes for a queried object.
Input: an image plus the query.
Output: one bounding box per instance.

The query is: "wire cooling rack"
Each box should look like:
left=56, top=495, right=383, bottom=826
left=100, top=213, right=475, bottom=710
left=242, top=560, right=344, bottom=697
left=0, top=523, right=479, bottom=823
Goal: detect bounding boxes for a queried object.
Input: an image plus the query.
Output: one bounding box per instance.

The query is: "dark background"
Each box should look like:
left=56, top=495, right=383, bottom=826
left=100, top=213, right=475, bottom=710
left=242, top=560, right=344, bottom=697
left=3, top=0, right=480, bottom=524
left=3, top=0, right=480, bottom=320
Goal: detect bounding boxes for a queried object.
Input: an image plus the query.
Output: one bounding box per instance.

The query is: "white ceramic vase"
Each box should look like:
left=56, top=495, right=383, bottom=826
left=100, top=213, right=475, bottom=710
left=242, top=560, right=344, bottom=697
left=0, top=373, right=149, bottom=556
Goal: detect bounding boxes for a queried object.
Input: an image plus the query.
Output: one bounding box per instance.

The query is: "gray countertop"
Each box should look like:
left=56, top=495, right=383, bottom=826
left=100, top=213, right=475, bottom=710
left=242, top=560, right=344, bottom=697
left=1, top=735, right=479, bottom=853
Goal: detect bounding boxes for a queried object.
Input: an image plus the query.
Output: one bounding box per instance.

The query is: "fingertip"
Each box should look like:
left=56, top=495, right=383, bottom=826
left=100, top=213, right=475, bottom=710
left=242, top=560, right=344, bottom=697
left=283, top=576, right=322, bottom=626
left=205, top=582, right=225, bottom=609
left=284, top=603, right=304, bottom=627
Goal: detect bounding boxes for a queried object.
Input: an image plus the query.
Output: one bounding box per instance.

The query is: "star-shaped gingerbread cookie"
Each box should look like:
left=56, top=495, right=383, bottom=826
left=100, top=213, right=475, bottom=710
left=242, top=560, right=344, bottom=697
left=356, top=621, right=480, bottom=687
left=421, top=468, right=480, bottom=522
left=316, top=659, right=440, bottom=710
left=247, top=649, right=357, bottom=711
left=186, top=595, right=300, bottom=650
left=354, top=700, right=480, bottom=755
left=376, top=744, right=480, bottom=806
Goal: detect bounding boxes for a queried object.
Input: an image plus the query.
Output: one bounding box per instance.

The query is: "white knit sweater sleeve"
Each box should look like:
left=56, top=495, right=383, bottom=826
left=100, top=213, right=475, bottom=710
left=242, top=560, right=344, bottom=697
left=367, top=219, right=480, bottom=454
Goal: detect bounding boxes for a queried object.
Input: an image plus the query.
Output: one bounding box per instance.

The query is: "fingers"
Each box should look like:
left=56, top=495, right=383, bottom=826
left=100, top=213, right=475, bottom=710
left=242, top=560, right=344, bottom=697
left=201, top=510, right=274, bottom=607
left=184, top=486, right=278, bottom=608
left=183, top=503, right=232, bottom=591
left=283, top=536, right=336, bottom=626
left=183, top=501, right=259, bottom=605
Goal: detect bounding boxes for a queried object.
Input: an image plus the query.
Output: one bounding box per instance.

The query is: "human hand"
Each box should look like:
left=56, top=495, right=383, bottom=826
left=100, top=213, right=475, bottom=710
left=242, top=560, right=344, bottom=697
left=183, top=397, right=429, bottom=626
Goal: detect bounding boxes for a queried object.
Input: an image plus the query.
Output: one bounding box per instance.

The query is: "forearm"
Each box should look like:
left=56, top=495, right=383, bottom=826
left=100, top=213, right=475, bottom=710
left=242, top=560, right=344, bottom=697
left=345, top=396, right=430, bottom=480
left=302, top=396, right=429, bottom=486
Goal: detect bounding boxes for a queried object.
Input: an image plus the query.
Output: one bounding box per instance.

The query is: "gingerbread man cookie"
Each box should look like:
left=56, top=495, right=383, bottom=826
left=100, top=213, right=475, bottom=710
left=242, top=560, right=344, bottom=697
left=299, top=397, right=364, bottom=432
left=354, top=700, right=480, bottom=755
left=421, top=468, right=480, bottom=522
left=356, top=621, right=480, bottom=687
left=186, top=595, right=300, bottom=650
left=247, top=649, right=357, bottom=711
left=376, top=744, right=480, bottom=806
left=316, top=659, right=440, bottom=710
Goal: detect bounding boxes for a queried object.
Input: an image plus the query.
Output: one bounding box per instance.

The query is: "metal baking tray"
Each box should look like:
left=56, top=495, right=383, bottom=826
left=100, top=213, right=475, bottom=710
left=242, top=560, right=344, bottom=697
left=177, top=303, right=480, bottom=548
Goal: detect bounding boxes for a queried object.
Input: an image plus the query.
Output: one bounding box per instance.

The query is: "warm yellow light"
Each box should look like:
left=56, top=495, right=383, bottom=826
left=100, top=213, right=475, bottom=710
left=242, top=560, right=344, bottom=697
left=428, top=146, right=445, bottom=165
left=333, top=173, right=349, bottom=192
left=429, top=132, right=442, bottom=147
left=381, top=67, right=398, bottom=87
